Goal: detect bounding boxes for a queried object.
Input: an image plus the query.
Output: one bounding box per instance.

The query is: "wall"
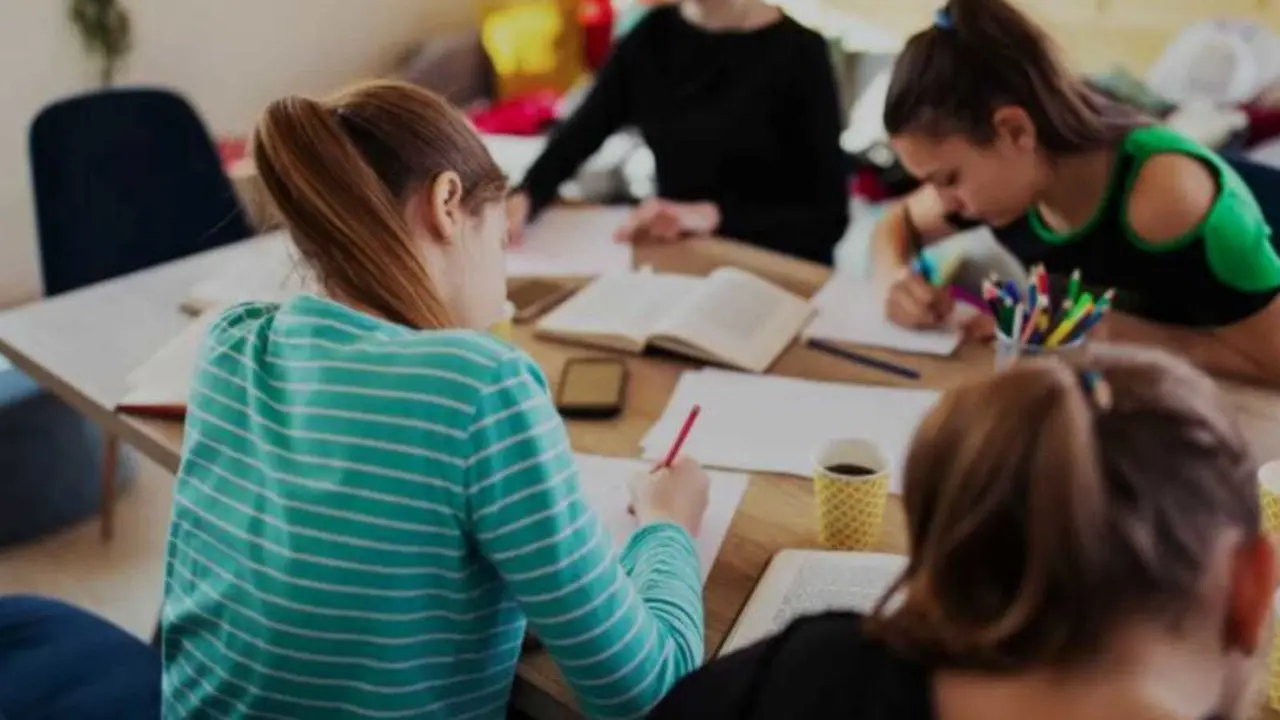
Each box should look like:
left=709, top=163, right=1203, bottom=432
left=820, top=0, right=1280, bottom=75
left=0, top=0, right=474, bottom=309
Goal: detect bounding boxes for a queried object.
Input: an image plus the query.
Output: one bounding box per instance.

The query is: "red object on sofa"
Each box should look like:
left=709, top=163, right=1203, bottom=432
left=579, top=0, right=615, bottom=71
left=469, top=90, right=561, bottom=135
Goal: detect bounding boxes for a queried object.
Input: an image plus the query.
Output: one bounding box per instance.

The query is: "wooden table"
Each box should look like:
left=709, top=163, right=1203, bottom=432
left=3, top=235, right=1280, bottom=719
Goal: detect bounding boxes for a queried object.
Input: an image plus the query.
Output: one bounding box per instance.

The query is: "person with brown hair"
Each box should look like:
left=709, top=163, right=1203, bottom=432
left=159, top=80, right=711, bottom=719
left=505, top=0, right=850, bottom=264
left=649, top=345, right=1279, bottom=720
left=869, top=0, right=1280, bottom=386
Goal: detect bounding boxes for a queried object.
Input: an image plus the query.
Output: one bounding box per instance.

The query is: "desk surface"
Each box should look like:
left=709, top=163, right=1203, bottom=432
left=3, top=235, right=1280, bottom=719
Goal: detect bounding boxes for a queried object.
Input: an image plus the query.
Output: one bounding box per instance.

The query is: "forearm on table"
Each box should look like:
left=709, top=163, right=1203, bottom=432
left=1104, top=312, right=1280, bottom=387
left=617, top=522, right=704, bottom=669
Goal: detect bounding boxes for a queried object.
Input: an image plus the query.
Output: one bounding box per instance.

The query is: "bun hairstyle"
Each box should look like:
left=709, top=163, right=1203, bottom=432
left=883, top=0, right=1146, bottom=153
left=867, top=345, right=1259, bottom=671
left=252, top=80, right=506, bottom=330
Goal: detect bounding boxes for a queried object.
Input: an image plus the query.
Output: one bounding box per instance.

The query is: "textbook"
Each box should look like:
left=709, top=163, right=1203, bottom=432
left=534, top=267, right=815, bottom=373
left=719, top=549, right=907, bottom=656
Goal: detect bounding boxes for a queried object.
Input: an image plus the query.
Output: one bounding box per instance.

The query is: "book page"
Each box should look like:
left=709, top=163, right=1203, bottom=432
left=118, top=310, right=223, bottom=415
left=573, top=454, right=749, bottom=583
left=803, top=275, right=967, bottom=357
left=507, top=206, right=634, bottom=278
left=720, top=550, right=907, bottom=655
left=640, top=368, right=940, bottom=489
left=535, top=272, right=703, bottom=351
left=653, top=267, right=814, bottom=373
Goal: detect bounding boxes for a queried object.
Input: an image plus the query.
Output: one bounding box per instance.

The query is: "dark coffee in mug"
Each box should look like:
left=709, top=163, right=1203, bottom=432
left=824, top=462, right=877, bottom=477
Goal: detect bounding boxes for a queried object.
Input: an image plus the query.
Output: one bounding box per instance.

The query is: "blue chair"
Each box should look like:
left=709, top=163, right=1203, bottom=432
left=0, top=87, right=254, bottom=546
left=29, top=87, right=253, bottom=295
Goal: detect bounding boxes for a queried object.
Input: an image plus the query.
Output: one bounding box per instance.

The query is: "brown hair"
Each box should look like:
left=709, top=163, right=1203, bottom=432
left=867, top=345, right=1259, bottom=672
left=883, top=0, right=1145, bottom=154
left=252, top=80, right=506, bottom=329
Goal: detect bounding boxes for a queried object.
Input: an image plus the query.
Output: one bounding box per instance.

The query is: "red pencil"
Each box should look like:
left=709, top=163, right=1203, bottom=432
left=657, top=404, right=701, bottom=470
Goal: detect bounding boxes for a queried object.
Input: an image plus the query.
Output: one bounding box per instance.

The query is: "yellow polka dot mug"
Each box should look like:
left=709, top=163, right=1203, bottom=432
left=813, top=439, right=890, bottom=551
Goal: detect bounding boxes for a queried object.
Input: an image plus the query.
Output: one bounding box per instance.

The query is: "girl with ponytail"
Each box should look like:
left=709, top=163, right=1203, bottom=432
left=871, top=0, right=1280, bottom=387
left=653, top=345, right=1278, bottom=719
left=161, top=80, right=711, bottom=719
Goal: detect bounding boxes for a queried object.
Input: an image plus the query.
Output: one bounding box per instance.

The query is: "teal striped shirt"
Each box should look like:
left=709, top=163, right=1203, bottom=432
left=160, top=294, right=704, bottom=719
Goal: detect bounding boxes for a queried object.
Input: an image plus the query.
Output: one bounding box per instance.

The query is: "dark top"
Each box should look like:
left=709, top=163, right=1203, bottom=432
left=648, top=612, right=933, bottom=719
left=938, top=126, right=1280, bottom=327
left=518, top=6, right=850, bottom=264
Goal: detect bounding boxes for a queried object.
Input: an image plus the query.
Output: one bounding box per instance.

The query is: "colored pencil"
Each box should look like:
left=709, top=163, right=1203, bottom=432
left=808, top=339, right=921, bottom=381
left=658, top=404, right=701, bottom=469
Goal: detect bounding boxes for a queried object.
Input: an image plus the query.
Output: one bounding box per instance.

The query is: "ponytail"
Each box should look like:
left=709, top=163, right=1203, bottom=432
left=252, top=81, right=506, bottom=330
left=866, top=346, right=1258, bottom=671
left=885, top=0, right=1146, bottom=153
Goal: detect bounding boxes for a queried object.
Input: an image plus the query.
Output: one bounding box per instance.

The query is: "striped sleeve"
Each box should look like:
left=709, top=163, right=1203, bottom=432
left=464, top=353, right=704, bottom=719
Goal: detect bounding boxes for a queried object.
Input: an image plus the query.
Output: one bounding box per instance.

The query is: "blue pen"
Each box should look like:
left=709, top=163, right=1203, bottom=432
left=1002, top=279, right=1022, bottom=303
left=911, top=255, right=936, bottom=285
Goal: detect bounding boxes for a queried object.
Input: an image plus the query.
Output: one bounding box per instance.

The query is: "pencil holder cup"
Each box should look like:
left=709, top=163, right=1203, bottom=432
left=1259, top=461, right=1280, bottom=534
left=1269, top=608, right=1280, bottom=711
left=993, top=330, right=1085, bottom=372
left=813, top=439, right=889, bottom=551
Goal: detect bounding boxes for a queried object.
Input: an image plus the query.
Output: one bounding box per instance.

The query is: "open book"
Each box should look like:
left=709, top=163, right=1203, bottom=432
left=535, top=268, right=814, bottom=373
left=720, top=550, right=907, bottom=656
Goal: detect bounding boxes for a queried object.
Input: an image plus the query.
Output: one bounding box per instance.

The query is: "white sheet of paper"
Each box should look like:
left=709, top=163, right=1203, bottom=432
left=573, top=453, right=748, bottom=583
left=803, top=275, right=965, bottom=356
left=640, top=369, right=940, bottom=492
left=507, top=207, right=634, bottom=278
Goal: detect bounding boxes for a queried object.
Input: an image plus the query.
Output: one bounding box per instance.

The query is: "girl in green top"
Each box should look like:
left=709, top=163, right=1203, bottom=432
left=870, top=0, right=1280, bottom=386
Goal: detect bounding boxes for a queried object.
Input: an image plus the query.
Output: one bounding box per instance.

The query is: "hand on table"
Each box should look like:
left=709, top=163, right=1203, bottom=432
left=506, top=192, right=531, bottom=246
left=627, top=456, right=710, bottom=537
left=885, top=268, right=954, bottom=330
left=614, top=199, right=720, bottom=244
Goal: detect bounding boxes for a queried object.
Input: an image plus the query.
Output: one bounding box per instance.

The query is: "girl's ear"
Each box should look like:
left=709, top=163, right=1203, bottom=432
left=992, top=106, right=1037, bottom=152
left=418, top=171, right=464, bottom=244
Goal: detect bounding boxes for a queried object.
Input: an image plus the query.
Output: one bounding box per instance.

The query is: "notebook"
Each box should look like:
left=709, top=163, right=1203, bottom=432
left=115, top=311, right=221, bottom=417
left=803, top=275, right=970, bottom=357
left=639, top=368, right=940, bottom=490
left=182, top=207, right=633, bottom=314
left=720, top=550, right=907, bottom=655
left=573, top=454, right=749, bottom=582
left=535, top=268, right=815, bottom=373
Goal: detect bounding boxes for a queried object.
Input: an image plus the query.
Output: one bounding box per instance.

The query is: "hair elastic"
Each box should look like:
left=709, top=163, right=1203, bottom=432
left=933, top=7, right=953, bottom=30
left=1078, top=369, right=1113, bottom=412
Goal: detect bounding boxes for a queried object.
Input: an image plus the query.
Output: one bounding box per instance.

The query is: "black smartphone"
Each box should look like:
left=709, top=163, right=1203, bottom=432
left=555, top=358, right=627, bottom=419
left=507, top=279, right=576, bottom=322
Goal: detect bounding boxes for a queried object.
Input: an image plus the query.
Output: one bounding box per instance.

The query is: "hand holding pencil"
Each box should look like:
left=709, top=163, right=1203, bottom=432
left=628, top=405, right=710, bottom=536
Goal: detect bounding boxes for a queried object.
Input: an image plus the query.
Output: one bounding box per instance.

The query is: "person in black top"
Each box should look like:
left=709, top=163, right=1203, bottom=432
left=506, top=0, right=850, bottom=264
left=868, top=0, right=1280, bottom=386
left=651, top=345, right=1278, bottom=720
